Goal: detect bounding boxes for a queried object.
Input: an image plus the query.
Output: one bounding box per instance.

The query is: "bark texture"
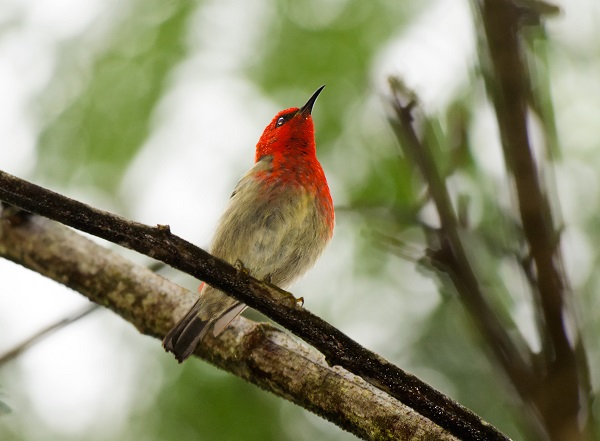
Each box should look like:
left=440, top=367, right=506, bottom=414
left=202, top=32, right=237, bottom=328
left=0, top=209, right=460, bottom=441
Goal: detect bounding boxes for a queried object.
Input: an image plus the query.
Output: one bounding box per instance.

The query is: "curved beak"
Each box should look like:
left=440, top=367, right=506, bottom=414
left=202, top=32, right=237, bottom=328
left=298, top=85, right=326, bottom=116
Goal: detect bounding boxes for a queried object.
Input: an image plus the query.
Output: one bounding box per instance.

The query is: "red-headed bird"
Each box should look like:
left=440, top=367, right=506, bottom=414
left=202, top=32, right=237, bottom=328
left=163, top=86, right=334, bottom=362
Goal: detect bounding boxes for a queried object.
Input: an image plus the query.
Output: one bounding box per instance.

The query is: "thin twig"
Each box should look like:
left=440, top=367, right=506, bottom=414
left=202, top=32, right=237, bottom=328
left=387, top=77, right=534, bottom=396
left=0, top=305, right=100, bottom=366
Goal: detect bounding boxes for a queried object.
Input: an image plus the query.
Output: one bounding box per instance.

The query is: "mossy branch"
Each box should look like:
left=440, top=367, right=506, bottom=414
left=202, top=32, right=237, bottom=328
left=0, top=170, right=509, bottom=440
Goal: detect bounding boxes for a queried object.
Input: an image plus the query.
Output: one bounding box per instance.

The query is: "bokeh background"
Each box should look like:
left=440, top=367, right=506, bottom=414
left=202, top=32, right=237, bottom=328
left=1, top=0, right=599, bottom=440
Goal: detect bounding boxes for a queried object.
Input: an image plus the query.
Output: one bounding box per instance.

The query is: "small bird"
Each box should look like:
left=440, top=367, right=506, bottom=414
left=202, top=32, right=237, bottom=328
left=163, top=86, right=334, bottom=362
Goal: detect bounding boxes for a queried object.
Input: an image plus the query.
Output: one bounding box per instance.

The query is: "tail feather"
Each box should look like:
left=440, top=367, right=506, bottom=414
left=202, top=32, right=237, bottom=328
left=212, top=303, right=247, bottom=337
left=171, top=316, right=212, bottom=363
left=163, top=298, right=202, bottom=351
left=163, top=297, right=247, bottom=363
left=163, top=299, right=212, bottom=363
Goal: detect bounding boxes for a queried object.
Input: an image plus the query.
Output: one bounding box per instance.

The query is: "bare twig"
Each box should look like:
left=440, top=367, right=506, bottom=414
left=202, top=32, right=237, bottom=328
left=0, top=171, right=510, bottom=441
left=0, top=305, right=100, bottom=366
left=387, top=77, right=534, bottom=396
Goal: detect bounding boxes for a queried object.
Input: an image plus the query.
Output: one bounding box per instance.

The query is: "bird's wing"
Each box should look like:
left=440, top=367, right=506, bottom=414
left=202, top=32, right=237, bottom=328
left=230, top=155, right=273, bottom=198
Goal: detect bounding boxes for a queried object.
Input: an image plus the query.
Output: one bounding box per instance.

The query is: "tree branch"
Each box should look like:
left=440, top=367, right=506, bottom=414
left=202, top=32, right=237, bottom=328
left=387, top=77, right=534, bottom=395
left=0, top=211, right=458, bottom=441
left=476, top=0, right=593, bottom=438
left=0, top=170, right=509, bottom=440
left=0, top=304, right=100, bottom=365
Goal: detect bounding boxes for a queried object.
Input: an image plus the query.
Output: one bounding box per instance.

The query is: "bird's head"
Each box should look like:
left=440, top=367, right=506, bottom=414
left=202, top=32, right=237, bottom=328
left=255, top=86, right=325, bottom=162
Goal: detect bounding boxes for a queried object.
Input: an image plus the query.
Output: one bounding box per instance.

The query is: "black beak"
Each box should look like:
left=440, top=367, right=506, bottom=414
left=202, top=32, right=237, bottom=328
left=298, top=85, right=325, bottom=116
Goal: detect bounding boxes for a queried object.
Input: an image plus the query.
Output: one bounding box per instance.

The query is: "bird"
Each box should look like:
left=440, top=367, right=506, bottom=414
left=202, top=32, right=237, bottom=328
left=163, top=86, right=334, bottom=362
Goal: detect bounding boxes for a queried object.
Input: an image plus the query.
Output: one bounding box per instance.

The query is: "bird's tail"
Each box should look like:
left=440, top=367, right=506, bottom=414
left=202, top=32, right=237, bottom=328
left=163, top=298, right=212, bottom=363
left=163, top=290, right=247, bottom=363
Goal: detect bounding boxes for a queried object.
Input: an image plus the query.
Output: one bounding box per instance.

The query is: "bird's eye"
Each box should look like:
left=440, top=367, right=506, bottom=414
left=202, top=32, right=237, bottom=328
left=276, top=117, right=285, bottom=127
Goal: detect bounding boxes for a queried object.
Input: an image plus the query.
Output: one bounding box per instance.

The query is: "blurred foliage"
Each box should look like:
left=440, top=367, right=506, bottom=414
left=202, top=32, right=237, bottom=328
left=248, top=0, right=417, bottom=148
left=36, top=0, right=195, bottom=192
left=411, top=300, right=529, bottom=439
left=0, top=397, right=11, bottom=416
left=136, top=362, right=286, bottom=441
left=3, top=0, right=600, bottom=440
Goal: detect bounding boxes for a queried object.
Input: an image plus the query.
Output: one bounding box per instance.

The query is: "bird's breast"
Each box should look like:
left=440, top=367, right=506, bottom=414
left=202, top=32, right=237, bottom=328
left=210, top=168, right=332, bottom=287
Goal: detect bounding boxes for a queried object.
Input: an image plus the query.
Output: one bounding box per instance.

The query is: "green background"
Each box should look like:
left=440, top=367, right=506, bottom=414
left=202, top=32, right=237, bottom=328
left=1, top=0, right=599, bottom=440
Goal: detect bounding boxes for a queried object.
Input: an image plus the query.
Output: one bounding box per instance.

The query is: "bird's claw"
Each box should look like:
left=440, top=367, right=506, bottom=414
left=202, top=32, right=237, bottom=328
left=234, top=259, right=249, bottom=276
left=258, top=275, right=299, bottom=307
left=272, top=290, right=303, bottom=309
left=156, top=224, right=171, bottom=234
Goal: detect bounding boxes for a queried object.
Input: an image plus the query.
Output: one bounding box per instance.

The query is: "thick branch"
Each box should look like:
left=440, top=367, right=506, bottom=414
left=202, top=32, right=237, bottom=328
left=0, top=170, right=509, bottom=441
left=479, top=0, right=568, bottom=361
left=0, top=212, right=457, bottom=441
left=477, top=0, right=592, bottom=439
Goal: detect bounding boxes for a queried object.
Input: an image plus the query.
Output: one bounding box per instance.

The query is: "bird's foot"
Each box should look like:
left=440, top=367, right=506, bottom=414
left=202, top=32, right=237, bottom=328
left=234, top=259, right=249, bottom=277
left=270, top=288, right=304, bottom=309
left=259, top=274, right=302, bottom=308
